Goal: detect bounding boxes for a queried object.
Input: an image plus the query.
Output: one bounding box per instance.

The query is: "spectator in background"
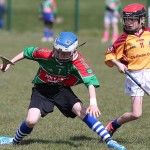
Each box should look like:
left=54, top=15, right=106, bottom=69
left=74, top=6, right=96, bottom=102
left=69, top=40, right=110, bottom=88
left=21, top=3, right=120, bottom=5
left=0, top=0, right=6, bottom=29
left=39, top=0, right=58, bottom=42
left=101, top=0, right=121, bottom=43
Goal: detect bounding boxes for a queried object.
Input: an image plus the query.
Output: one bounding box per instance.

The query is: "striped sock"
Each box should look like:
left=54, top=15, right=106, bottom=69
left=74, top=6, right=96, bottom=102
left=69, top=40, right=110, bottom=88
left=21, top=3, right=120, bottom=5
left=83, top=114, right=111, bottom=143
left=13, top=121, right=33, bottom=144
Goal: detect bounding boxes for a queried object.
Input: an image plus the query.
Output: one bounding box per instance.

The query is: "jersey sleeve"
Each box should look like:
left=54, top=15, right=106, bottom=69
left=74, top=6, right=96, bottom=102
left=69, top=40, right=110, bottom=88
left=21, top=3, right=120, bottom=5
left=52, top=0, right=58, bottom=15
left=83, top=75, right=100, bottom=88
left=116, top=0, right=122, bottom=11
left=105, top=0, right=122, bottom=11
left=73, top=53, right=100, bottom=88
left=23, top=47, right=52, bottom=60
left=105, top=33, right=128, bottom=67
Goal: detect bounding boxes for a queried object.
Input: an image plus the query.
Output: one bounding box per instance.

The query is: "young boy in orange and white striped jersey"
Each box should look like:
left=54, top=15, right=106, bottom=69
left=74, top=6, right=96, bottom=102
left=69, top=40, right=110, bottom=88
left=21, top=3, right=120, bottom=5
left=104, top=3, right=150, bottom=137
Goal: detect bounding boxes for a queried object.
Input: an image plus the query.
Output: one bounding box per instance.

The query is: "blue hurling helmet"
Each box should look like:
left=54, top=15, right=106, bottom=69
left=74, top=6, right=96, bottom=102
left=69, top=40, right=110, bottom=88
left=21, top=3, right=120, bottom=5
left=53, top=32, right=78, bottom=62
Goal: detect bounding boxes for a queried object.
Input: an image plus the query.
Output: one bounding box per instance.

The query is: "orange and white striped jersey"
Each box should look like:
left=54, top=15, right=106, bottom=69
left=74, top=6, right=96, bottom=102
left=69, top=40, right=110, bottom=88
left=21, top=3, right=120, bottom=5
left=105, top=27, right=150, bottom=71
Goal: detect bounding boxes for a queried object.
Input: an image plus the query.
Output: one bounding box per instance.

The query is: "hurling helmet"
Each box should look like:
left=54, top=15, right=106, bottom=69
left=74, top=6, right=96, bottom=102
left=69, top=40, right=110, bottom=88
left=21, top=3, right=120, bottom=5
left=53, top=32, right=78, bottom=62
left=122, top=3, right=146, bottom=32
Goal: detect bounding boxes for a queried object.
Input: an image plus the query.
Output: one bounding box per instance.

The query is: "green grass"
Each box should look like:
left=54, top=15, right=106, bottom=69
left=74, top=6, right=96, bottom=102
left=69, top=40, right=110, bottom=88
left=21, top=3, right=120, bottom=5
left=0, top=0, right=150, bottom=150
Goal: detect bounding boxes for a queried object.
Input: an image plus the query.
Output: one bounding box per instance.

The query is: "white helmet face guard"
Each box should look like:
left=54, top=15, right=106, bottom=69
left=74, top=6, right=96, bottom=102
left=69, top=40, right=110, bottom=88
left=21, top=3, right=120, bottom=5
left=53, top=32, right=78, bottom=62
left=53, top=48, right=74, bottom=62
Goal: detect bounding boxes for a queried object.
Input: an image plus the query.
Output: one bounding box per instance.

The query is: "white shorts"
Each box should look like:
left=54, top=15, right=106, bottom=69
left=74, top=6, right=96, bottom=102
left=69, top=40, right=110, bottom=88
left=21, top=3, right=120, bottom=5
left=125, top=69, right=150, bottom=96
left=104, top=10, right=119, bottom=24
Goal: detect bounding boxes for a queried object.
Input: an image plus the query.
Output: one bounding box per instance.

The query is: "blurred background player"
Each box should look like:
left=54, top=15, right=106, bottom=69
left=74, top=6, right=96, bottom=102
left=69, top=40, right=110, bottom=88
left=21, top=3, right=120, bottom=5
left=0, top=0, right=6, bottom=29
left=104, top=3, right=150, bottom=138
left=101, top=0, right=121, bottom=43
left=39, top=0, right=58, bottom=42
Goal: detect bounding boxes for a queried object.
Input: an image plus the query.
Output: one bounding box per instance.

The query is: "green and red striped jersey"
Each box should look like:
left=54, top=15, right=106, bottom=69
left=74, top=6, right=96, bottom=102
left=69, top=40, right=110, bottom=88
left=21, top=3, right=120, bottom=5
left=24, top=47, right=100, bottom=87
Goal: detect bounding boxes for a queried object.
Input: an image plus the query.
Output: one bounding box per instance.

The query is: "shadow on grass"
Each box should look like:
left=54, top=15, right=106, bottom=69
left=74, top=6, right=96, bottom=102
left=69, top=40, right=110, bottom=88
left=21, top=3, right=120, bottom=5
left=21, top=139, right=79, bottom=147
left=20, top=135, right=98, bottom=148
left=114, top=136, right=150, bottom=145
left=70, top=135, right=97, bottom=141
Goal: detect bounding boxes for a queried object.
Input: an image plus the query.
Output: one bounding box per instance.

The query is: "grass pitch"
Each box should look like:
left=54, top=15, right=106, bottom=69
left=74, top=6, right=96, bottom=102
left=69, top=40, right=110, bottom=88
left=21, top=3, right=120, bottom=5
left=0, top=0, right=150, bottom=150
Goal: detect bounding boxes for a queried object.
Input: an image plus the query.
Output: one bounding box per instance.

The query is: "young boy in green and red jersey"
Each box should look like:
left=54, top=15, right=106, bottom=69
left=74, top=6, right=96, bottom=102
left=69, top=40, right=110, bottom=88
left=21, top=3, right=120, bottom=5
left=0, top=32, right=126, bottom=150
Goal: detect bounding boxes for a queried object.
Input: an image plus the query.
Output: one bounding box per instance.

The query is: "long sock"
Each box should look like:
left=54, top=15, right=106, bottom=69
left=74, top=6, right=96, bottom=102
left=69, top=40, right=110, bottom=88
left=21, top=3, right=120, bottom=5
left=13, top=121, right=33, bottom=144
left=43, top=28, right=49, bottom=38
left=112, top=119, right=121, bottom=129
left=112, top=32, right=118, bottom=42
left=83, top=114, right=111, bottom=143
left=49, top=29, right=54, bottom=38
left=102, top=31, right=109, bottom=41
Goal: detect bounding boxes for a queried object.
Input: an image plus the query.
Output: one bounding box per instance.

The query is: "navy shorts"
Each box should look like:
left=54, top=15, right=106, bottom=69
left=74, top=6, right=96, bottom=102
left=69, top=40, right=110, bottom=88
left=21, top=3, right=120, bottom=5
left=29, top=84, right=81, bottom=118
left=42, top=13, right=54, bottom=26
